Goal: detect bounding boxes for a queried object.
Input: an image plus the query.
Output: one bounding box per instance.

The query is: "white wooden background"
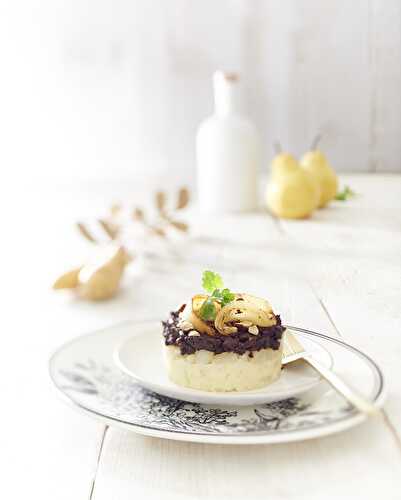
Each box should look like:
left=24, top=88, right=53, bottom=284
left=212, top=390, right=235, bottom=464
left=1, top=0, right=401, bottom=185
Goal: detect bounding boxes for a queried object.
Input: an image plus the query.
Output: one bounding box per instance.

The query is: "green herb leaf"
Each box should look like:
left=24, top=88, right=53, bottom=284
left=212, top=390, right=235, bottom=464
left=202, top=270, right=224, bottom=293
left=212, top=288, right=235, bottom=306
left=199, top=298, right=217, bottom=321
left=335, top=185, right=355, bottom=201
left=200, top=271, right=235, bottom=320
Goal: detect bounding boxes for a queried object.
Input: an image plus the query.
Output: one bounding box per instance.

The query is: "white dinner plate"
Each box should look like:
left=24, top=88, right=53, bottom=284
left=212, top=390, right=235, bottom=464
left=114, top=329, right=333, bottom=406
left=49, top=320, right=385, bottom=445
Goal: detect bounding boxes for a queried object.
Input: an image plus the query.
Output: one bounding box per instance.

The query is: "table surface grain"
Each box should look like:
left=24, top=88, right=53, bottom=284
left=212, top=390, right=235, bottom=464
left=3, top=174, right=401, bottom=500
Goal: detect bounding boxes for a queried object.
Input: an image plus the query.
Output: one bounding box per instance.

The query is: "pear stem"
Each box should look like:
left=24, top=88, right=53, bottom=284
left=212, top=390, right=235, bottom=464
left=311, top=134, right=322, bottom=151
left=273, top=141, right=282, bottom=154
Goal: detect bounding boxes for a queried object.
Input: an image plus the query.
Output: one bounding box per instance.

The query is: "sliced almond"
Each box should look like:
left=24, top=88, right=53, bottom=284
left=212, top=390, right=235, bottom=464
left=178, top=320, right=193, bottom=332
left=248, top=325, right=259, bottom=335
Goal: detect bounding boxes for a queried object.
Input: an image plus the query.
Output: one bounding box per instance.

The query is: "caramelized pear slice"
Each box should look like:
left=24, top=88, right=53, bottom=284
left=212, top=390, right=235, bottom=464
left=191, top=294, right=209, bottom=314
left=215, top=293, right=276, bottom=335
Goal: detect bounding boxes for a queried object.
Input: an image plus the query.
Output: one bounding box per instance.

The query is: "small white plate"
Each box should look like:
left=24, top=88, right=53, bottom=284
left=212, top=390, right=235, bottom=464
left=114, top=327, right=333, bottom=406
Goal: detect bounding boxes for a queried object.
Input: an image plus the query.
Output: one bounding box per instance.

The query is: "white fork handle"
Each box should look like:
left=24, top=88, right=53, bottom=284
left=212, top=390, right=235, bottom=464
left=304, top=355, right=380, bottom=416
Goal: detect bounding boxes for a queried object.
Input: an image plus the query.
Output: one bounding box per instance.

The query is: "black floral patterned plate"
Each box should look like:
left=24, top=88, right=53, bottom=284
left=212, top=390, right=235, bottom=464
left=49, top=321, right=385, bottom=444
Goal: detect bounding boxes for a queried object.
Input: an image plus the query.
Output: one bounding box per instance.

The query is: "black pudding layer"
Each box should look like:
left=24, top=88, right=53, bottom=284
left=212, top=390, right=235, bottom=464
left=162, top=306, right=285, bottom=356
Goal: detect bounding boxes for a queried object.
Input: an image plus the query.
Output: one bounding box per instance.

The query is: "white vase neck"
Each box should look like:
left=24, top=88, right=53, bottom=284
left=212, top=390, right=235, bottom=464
left=213, top=71, right=241, bottom=116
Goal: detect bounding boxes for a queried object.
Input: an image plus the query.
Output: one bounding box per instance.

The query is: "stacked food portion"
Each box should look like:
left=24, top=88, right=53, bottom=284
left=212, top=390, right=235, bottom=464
left=162, top=271, right=285, bottom=392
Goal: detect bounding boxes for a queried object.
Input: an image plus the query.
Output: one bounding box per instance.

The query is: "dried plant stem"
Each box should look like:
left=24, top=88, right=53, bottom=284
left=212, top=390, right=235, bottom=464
left=169, top=220, right=188, bottom=232
left=176, top=187, right=189, bottom=210
left=132, top=208, right=145, bottom=221
left=161, top=214, right=188, bottom=232
left=76, top=222, right=97, bottom=243
left=150, top=226, right=166, bottom=237
left=155, top=191, right=167, bottom=214
left=62, top=188, right=191, bottom=302
left=98, top=219, right=118, bottom=240
left=110, top=204, right=121, bottom=217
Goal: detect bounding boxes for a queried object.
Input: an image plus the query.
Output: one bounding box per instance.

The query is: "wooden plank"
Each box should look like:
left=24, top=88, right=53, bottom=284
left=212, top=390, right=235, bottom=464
left=368, top=1, right=401, bottom=172
left=242, top=0, right=371, bottom=171
left=0, top=184, right=134, bottom=500
left=0, top=305, right=107, bottom=500
left=3, top=0, right=401, bottom=183
left=278, top=174, right=401, bottom=433
left=0, top=410, right=105, bottom=500
left=92, top=195, right=401, bottom=499
left=92, top=424, right=400, bottom=500
left=6, top=174, right=400, bottom=500
left=6, top=173, right=397, bottom=500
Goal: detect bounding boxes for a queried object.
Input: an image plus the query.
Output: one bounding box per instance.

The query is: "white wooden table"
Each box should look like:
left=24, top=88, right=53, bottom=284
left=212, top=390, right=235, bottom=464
left=3, top=174, right=401, bottom=500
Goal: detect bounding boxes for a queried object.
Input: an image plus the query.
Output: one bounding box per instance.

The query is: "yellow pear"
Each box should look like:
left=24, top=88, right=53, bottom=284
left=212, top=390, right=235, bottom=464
left=271, top=153, right=299, bottom=174
left=53, top=267, right=81, bottom=289
left=78, top=245, right=127, bottom=301
left=266, top=153, right=319, bottom=219
left=300, top=150, right=338, bottom=208
left=53, top=245, right=128, bottom=301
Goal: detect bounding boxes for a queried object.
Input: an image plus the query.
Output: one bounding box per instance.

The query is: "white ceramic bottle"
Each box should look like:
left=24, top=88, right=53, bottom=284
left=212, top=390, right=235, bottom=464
left=196, top=71, right=260, bottom=213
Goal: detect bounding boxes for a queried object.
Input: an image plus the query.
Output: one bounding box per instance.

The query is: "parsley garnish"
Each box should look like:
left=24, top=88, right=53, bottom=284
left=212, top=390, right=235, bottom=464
left=199, top=299, right=217, bottom=321
left=335, top=185, right=355, bottom=201
left=199, top=271, right=235, bottom=321
left=202, top=270, right=224, bottom=293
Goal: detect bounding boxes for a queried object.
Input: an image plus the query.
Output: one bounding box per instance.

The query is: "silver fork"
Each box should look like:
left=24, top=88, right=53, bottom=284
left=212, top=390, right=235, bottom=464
left=282, top=331, right=379, bottom=415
